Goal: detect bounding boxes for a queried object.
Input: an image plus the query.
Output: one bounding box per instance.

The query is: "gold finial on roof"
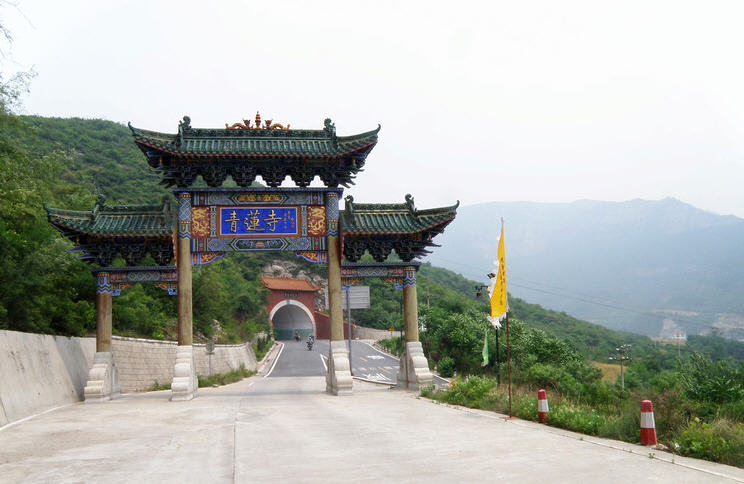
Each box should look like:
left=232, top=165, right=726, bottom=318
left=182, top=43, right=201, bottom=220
left=225, top=111, right=290, bottom=130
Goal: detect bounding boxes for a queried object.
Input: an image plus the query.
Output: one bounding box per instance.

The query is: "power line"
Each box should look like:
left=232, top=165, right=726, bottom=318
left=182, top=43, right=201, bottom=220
left=430, top=257, right=716, bottom=331
left=433, top=255, right=724, bottom=317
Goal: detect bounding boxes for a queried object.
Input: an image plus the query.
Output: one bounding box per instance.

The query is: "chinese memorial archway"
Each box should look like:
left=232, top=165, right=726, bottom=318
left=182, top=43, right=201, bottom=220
left=46, top=113, right=457, bottom=401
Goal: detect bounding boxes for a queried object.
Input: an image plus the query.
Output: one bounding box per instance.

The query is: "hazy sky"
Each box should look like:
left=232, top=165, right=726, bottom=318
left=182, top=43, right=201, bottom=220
left=3, top=1, right=743, bottom=217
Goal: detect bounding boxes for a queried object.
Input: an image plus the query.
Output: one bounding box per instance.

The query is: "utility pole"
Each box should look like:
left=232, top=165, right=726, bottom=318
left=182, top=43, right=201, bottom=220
left=345, top=284, right=353, bottom=375
left=609, top=344, right=632, bottom=390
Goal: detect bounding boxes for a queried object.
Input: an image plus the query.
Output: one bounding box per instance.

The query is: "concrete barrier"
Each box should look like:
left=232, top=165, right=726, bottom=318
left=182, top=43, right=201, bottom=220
left=0, top=330, right=95, bottom=426
left=0, top=329, right=258, bottom=427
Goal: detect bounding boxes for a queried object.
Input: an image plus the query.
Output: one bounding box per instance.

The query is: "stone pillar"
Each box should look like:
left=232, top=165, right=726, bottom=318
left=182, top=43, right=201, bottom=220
left=84, top=271, right=120, bottom=402
left=397, top=268, right=432, bottom=390
left=171, top=192, right=197, bottom=401
left=325, top=191, right=352, bottom=395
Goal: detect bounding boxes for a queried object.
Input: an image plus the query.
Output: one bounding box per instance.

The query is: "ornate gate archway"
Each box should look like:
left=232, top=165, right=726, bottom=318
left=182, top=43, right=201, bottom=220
left=46, top=112, right=458, bottom=402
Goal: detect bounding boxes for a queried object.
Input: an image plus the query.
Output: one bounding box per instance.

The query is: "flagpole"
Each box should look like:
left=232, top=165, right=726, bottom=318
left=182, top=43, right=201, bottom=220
left=506, top=310, right=511, bottom=418
left=495, top=329, right=500, bottom=385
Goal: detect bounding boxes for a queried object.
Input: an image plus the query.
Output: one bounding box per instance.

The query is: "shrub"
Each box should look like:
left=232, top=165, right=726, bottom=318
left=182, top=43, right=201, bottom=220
left=676, top=419, right=744, bottom=467
left=198, top=364, right=254, bottom=387
left=549, top=403, right=605, bottom=435
left=512, top=393, right=538, bottom=421
left=719, top=399, right=744, bottom=423
left=678, top=353, right=744, bottom=404
left=252, top=334, right=273, bottom=361
left=650, top=389, right=693, bottom=437
left=438, top=356, right=455, bottom=378
left=441, top=376, right=495, bottom=408
left=598, top=412, right=640, bottom=442
left=148, top=380, right=170, bottom=391
left=379, top=337, right=404, bottom=356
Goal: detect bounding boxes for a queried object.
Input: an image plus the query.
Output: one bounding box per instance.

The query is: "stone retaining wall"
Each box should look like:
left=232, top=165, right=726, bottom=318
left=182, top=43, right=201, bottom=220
left=111, top=336, right=257, bottom=392
left=352, top=326, right=402, bottom=341
left=0, top=329, right=258, bottom=427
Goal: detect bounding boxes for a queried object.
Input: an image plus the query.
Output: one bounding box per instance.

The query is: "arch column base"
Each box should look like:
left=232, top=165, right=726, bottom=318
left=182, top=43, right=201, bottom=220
left=171, top=345, right=198, bottom=401
left=325, top=341, right=353, bottom=395
left=83, top=352, right=121, bottom=402
left=397, top=342, right=432, bottom=391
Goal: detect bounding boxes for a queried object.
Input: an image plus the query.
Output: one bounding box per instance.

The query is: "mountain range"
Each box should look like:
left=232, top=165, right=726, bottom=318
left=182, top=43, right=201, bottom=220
left=428, top=198, right=744, bottom=340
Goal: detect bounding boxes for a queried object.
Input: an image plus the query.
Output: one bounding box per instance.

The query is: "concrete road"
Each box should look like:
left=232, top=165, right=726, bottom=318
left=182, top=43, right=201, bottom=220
left=273, top=339, right=448, bottom=386
left=2, top=364, right=744, bottom=482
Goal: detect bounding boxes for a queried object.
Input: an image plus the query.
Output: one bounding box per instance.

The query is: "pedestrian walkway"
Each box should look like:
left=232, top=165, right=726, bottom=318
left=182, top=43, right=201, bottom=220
left=1, top=376, right=743, bottom=483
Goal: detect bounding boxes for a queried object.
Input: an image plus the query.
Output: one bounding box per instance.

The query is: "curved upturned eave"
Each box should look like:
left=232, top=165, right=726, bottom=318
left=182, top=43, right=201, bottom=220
left=129, top=123, right=379, bottom=159
left=133, top=140, right=377, bottom=160
left=340, top=217, right=456, bottom=237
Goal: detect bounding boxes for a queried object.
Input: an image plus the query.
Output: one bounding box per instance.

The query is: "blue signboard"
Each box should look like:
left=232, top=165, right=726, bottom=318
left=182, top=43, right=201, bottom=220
left=218, top=207, right=298, bottom=236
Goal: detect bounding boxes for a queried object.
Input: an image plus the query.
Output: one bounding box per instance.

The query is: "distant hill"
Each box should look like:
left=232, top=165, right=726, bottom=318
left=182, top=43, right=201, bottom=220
left=429, top=199, right=744, bottom=339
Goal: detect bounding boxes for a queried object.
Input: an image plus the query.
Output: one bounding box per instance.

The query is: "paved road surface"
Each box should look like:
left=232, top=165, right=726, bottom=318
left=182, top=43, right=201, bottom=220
left=1, top=349, right=743, bottom=483
left=273, top=339, right=448, bottom=386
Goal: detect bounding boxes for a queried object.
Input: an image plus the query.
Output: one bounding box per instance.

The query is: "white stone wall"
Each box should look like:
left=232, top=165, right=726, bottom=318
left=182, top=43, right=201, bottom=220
left=110, top=336, right=178, bottom=392
left=110, top=336, right=258, bottom=392
left=0, top=329, right=258, bottom=426
left=353, top=326, right=402, bottom=341
left=193, top=342, right=257, bottom=378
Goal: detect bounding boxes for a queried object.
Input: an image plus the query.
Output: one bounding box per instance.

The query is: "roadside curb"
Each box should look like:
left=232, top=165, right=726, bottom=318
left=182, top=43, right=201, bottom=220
left=256, top=341, right=282, bottom=377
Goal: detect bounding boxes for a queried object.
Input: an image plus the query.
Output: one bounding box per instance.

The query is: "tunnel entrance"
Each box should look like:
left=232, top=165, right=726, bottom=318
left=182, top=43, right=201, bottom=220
left=271, top=302, right=315, bottom=340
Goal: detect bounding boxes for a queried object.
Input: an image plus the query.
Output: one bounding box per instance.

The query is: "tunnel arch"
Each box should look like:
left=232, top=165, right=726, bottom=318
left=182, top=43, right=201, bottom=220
left=269, top=299, right=316, bottom=340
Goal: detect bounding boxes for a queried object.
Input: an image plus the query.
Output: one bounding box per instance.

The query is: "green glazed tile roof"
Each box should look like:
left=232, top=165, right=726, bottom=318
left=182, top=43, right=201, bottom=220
left=45, top=195, right=175, bottom=238
left=129, top=116, right=379, bottom=159
left=340, top=194, right=459, bottom=235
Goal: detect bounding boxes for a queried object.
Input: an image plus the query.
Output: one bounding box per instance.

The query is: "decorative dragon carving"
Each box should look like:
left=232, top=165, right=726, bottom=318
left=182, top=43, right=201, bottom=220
left=225, top=112, right=290, bottom=130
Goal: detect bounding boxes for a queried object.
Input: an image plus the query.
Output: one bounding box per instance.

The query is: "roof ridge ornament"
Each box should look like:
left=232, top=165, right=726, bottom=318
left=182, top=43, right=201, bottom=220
left=93, top=194, right=106, bottom=219
left=405, top=194, right=417, bottom=216
left=225, top=111, right=290, bottom=131
left=324, top=118, right=337, bottom=147
left=345, top=195, right=355, bottom=221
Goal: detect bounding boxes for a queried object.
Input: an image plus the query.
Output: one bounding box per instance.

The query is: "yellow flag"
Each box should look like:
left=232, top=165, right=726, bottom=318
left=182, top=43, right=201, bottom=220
left=488, top=219, right=507, bottom=328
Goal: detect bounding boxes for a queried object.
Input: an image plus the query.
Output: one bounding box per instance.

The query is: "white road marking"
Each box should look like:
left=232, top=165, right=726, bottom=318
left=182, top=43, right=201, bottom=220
left=360, top=341, right=450, bottom=385
left=367, top=355, right=384, bottom=360
left=263, top=342, right=285, bottom=378
left=358, top=367, right=367, bottom=371
left=320, top=354, right=328, bottom=371
left=383, top=366, right=395, bottom=370
left=363, top=372, right=392, bottom=382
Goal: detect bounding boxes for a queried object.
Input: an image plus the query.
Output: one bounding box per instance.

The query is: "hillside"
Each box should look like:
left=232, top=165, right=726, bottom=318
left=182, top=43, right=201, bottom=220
left=428, top=200, right=744, bottom=339
left=17, top=116, right=163, bottom=204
